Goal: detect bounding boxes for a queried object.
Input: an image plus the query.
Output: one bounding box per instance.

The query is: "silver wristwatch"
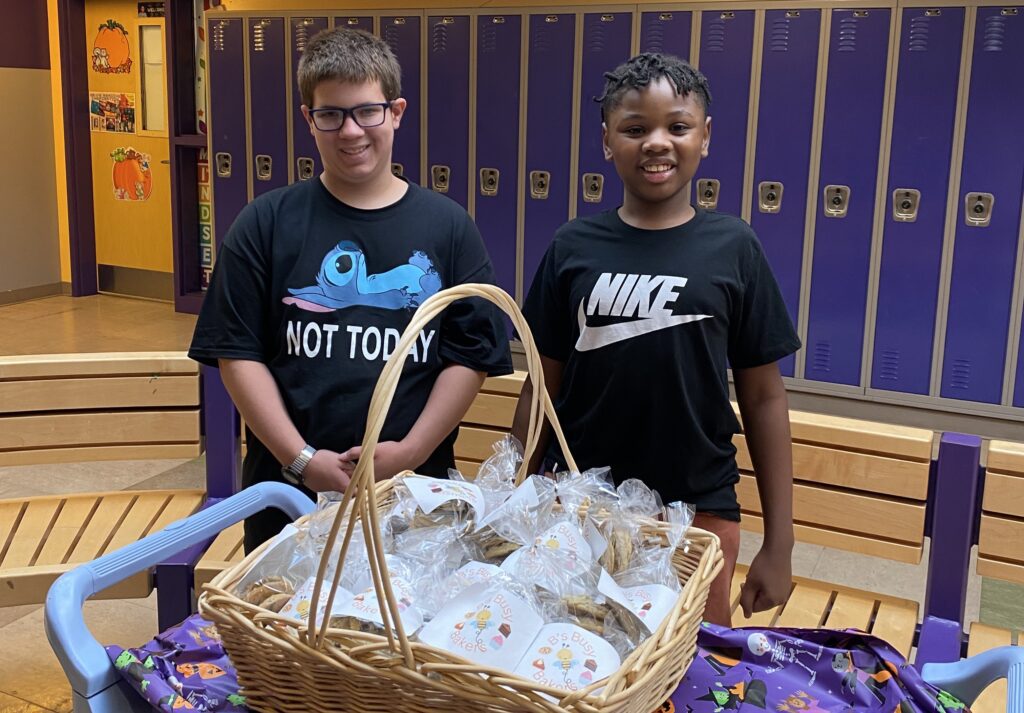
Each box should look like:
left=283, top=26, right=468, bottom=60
left=281, top=444, right=316, bottom=486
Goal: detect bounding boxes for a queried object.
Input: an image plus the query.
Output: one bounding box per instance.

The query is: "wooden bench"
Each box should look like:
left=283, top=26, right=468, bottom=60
left=962, top=439, right=1024, bottom=712
left=0, top=352, right=204, bottom=606
left=199, top=371, right=931, bottom=657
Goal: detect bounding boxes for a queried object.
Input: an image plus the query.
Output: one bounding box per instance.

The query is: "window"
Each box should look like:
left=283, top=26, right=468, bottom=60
left=138, top=22, right=166, bottom=134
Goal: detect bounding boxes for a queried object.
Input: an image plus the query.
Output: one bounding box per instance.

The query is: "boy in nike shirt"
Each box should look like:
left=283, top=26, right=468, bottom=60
left=189, top=28, right=511, bottom=552
left=511, top=53, right=800, bottom=625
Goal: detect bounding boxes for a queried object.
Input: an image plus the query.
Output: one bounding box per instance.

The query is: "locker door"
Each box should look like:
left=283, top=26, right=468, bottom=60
left=522, top=14, right=576, bottom=296
left=576, top=12, right=633, bottom=218
left=427, top=15, right=471, bottom=208
left=941, top=7, right=1024, bottom=404
left=692, top=10, right=755, bottom=219
left=247, top=18, right=288, bottom=197
left=1015, top=320, right=1024, bottom=408
left=290, top=17, right=328, bottom=184
left=639, top=11, right=692, bottom=61
left=804, top=9, right=891, bottom=387
left=381, top=16, right=421, bottom=184
left=475, top=14, right=522, bottom=300
left=749, top=9, right=821, bottom=378
left=208, top=17, right=247, bottom=251
left=334, top=16, right=372, bottom=32
left=871, top=8, right=964, bottom=395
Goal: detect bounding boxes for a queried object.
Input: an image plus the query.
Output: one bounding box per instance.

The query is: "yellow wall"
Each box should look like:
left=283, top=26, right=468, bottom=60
left=47, top=0, right=71, bottom=284
left=86, top=0, right=173, bottom=273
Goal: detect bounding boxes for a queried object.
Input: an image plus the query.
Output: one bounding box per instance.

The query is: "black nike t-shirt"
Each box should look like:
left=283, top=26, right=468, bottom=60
left=523, top=208, right=800, bottom=518
left=189, top=177, right=512, bottom=492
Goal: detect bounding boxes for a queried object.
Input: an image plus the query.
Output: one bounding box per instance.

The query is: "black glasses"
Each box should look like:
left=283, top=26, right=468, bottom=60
left=308, top=102, right=392, bottom=131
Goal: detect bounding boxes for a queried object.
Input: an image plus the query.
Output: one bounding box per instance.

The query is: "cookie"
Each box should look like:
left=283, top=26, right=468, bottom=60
left=241, top=576, right=291, bottom=606
left=483, top=539, right=521, bottom=560
left=260, top=592, right=292, bottom=613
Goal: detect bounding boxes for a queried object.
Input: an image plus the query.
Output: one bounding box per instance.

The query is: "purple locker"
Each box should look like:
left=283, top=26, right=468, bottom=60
left=381, top=16, right=421, bottom=184
left=941, top=7, right=1024, bottom=404
left=334, top=16, right=372, bottom=32
left=427, top=15, right=471, bottom=208
left=1016, top=321, right=1024, bottom=408
left=247, top=18, right=288, bottom=197
left=522, top=14, right=576, bottom=296
left=692, top=10, right=754, bottom=219
left=639, top=11, right=692, bottom=63
left=290, top=17, right=328, bottom=183
left=804, top=8, right=891, bottom=387
left=208, top=17, right=247, bottom=251
left=871, top=8, right=964, bottom=395
left=576, top=12, right=633, bottom=217
left=749, top=9, right=821, bottom=378
left=475, top=15, right=521, bottom=300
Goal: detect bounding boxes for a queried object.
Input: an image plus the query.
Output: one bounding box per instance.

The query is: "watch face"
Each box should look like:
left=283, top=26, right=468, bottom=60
left=281, top=467, right=299, bottom=485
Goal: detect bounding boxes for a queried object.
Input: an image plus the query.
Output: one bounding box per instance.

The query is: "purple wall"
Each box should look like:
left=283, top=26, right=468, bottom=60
left=0, top=3, right=49, bottom=70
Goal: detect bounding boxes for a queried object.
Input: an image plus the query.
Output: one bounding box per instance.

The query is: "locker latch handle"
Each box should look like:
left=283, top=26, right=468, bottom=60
left=215, top=152, right=232, bottom=178
left=480, top=168, right=499, bottom=197
left=582, top=173, right=604, bottom=203
left=964, top=192, right=994, bottom=227
left=391, top=163, right=404, bottom=178
left=823, top=185, right=850, bottom=218
left=892, top=188, right=920, bottom=223
left=431, top=165, right=450, bottom=193
left=296, top=157, right=315, bottom=181
left=255, top=155, right=273, bottom=181
left=530, top=170, right=550, bottom=199
left=758, top=181, right=783, bottom=213
left=696, top=178, right=720, bottom=210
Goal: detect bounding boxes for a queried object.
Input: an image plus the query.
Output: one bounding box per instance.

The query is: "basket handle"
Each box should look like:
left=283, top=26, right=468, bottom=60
left=307, top=284, right=577, bottom=661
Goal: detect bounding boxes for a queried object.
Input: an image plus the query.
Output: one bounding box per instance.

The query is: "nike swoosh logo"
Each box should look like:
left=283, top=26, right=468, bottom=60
left=575, top=301, right=712, bottom=352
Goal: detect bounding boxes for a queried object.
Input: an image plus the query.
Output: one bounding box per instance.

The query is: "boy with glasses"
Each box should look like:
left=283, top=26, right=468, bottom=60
left=189, top=28, right=511, bottom=552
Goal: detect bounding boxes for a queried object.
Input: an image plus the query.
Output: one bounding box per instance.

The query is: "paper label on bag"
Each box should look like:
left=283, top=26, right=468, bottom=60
left=418, top=583, right=544, bottom=670
left=501, top=520, right=593, bottom=588
left=403, top=475, right=486, bottom=521
left=514, top=623, right=621, bottom=693
left=450, top=560, right=502, bottom=587
left=583, top=520, right=607, bottom=560
left=476, top=477, right=539, bottom=532
left=597, top=570, right=677, bottom=634
left=333, top=576, right=423, bottom=634
left=278, top=576, right=353, bottom=623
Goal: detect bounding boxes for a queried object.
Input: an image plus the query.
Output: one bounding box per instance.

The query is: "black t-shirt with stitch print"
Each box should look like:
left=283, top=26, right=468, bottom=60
left=189, top=177, right=512, bottom=491
left=523, top=207, right=800, bottom=519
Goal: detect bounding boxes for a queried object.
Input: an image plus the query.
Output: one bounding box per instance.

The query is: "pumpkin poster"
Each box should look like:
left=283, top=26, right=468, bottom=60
left=92, top=19, right=133, bottom=73
left=90, top=92, right=135, bottom=133
left=110, top=147, right=153, bottom=201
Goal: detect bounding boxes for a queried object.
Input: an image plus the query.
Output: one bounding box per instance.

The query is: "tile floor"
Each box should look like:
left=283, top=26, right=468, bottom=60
left=0, top=454, right=1017, bottom=711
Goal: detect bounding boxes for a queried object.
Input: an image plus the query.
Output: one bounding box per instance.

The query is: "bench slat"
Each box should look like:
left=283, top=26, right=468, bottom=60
left=786, top=411, right=933, bottom=461
left=870, top=599, right=917, bottom=657
left=65, top=493, right=139, bottom=563
left=0, top=444, right=202, bottom=467
left=0, top=501, right=25, bottom=560
left=736, top=436, right=929, bottom=500
left=775, top=583, right=832, bottom=629
left=462, top=392, right=518, bottom=429
left=0, top=410, right=201, bottom=451
left=0, top=563, right=151, bottom=607
left=147, top=491, right=205, bottom=536
left=988, top=440, right=1024, bottom=477
left=966, top=622, right=1015, bottom=713
left=0, top=352, right=197, bottom=379
left=2, top=499, right=63, bottom=568
left=981, top=472, right=1024, bottom=519
left=977, top=556, right=1024, bottom=586
left=0, top=375, right=199, bottom=414
left=101, top=493, right=173, bottom=556
left=824, top=590, right=875, bottom=631
left=34, top=496, right=99, bottom=566
left=977, top=513, right=1024, bottom=565
left=482, top=373, right=525, bottom=396
left=738, top=475, right=925, bottom=545
left=455, top=425, right=511, bottom=462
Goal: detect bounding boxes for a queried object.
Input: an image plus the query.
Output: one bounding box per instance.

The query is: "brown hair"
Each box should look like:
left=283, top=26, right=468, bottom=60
left=297, top=27, right=402, bottom=107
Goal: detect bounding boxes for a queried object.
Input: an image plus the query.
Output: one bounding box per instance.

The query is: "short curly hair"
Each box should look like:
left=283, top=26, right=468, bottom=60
left=597, top=53, right=712, bottom=121
left=297, top=27, right=401, bottom=107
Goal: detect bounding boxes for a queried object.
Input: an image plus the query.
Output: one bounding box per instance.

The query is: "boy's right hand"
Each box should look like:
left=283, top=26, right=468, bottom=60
left=299, top=449, right=352, bottom=493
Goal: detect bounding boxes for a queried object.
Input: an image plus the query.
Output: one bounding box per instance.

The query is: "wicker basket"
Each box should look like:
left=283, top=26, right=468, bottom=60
left=201, top=284, right=723, bottom=713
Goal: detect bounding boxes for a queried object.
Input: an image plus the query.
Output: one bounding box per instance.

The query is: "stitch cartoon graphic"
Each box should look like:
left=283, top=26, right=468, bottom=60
left=832, top=650, right=892, bottom=704
left=695, top=673, right=767, bottom=711
left=747, top=633, right=823, bottom=686
left=776, top=690, right=829, bottom=713
left=283, top=242, right=442, bottom=312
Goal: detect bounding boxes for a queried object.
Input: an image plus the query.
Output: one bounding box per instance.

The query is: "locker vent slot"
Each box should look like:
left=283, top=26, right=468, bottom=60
left=837, top=17, right=859, bottom=52
left=705, top=19, right=727, bottom=52
left=877, top=350, right=900, bottom=381
left=983, top=15, right=1006, bottom=52
left=432, top=23, right=449, bottom=53
left=770, top=18, right=791, bottom=51
left=293, top=20, right=315, bottom=53
left=252, top=19, right=271, bottom=52
left=908, top=16, right=930, bottom=52
left=812, top=342, right=832, bottom=372
left=532, top=26, right=552, bottom=53
left=949, top=359, right=971, bottom=390
left=383, top=25, right=401, bottom=54
left=645, top=23, right=665, bottom=52
left=481, top=24, right=498, bottom=53
left=587, top=21, right=607, bottom=53
left=212, top=21, right=227, bottom=52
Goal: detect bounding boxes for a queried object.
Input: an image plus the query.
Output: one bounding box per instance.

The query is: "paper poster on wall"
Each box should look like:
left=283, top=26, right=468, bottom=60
left=138, top=2, right=165, bottom=17
left=90, top=92, right=136, bottom=133
left=110, top=147, right=153, bottom=201
left=92, top=19, right=133, bottom=73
